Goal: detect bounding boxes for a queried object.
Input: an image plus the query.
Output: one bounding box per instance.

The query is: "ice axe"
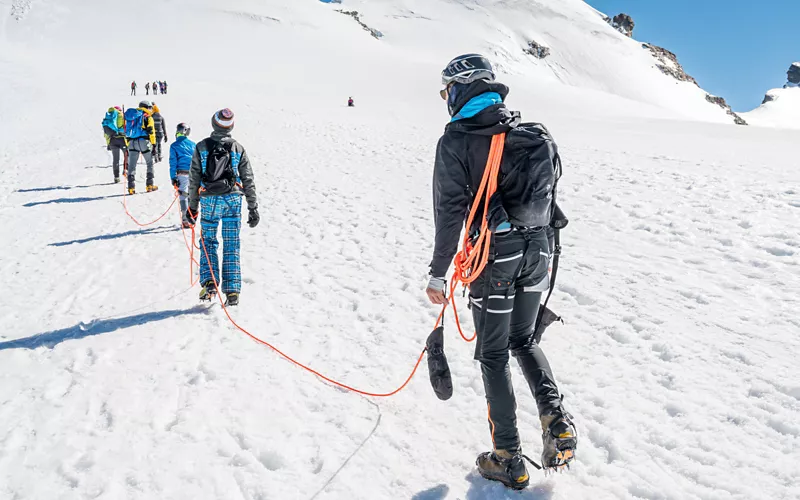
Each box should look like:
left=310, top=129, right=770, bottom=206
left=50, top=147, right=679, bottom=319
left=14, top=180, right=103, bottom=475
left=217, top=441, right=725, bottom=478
left=425, top=326, right=453, bottom=401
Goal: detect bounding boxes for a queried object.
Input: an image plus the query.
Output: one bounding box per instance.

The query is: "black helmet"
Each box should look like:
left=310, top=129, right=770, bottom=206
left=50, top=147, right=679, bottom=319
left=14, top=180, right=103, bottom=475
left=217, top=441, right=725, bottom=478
left=138, top=100, right=153, bottom=109
left=441, top=54, right=495, bottom=85
left=176, top=122, right=191, bottom=136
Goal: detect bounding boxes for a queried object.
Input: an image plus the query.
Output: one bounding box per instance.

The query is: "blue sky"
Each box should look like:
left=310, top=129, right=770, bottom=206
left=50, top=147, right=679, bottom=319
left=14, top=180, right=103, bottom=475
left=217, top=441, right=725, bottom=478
left=585, top=0, right=798, bottom=111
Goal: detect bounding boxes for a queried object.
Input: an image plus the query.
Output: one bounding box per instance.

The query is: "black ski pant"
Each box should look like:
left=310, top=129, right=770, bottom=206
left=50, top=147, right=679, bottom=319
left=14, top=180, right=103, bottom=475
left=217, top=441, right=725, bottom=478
left=131, top=89, right=136, bottom=96
left=110, top=144, right=127, bottom=178
left=469, top=228, right=561, bottom=453
left=153, top=136, right=163, bottom=161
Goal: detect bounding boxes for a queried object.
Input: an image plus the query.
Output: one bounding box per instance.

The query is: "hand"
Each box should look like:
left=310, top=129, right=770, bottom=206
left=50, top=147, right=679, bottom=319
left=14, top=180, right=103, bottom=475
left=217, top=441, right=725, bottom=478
left=426, top=276, right=448, bottom=305
left=247, top=207, right=260, bottom=228
left=171, top=178, right=179, bottom=188
left=185, top=208, right=197, bottom=225
left=164, top=136, right=168, bottom=143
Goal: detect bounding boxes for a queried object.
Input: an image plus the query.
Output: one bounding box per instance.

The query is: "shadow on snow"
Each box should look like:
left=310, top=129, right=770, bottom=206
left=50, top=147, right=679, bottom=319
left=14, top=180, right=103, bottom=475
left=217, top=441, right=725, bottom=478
left=23, top=193, right=125, bottom=207
left=49, top=225, right=178, bottom=247
left=409, top=472, right=555, bottom=499
left=0, top=306, right=209, bottom=351
left=411, top=484, right=450, bottom=500
left=463, top=471, right=555, bottom=500
left=16, top=182, right=117, bottom=193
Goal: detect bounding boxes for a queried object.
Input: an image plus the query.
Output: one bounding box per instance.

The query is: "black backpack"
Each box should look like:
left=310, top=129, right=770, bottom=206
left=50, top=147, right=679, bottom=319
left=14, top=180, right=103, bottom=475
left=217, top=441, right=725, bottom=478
left=494, top=123, right=568, bottom=343
left=498, top=123, right=561, bottom=228
left=202, top=139, right=236, bottom=195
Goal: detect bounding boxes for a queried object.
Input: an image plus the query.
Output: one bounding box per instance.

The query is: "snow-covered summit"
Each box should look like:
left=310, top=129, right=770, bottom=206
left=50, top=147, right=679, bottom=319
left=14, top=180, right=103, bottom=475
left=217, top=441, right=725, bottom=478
left=741, top=62, right=800, bottom=129
left=0, top=0, right=746, bottom=126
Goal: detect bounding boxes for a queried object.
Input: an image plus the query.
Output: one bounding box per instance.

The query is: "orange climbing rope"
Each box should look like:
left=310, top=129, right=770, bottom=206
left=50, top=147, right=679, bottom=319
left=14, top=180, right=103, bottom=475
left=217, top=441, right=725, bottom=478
left=197, top=233, right=427, bottom=397
left=177, top=198, right=200, bottom=287
left=122, top=133, right=506, bottom=398
left=122, top=186, right=179, bottom=227
left=435, top=133, right=506, bottom=342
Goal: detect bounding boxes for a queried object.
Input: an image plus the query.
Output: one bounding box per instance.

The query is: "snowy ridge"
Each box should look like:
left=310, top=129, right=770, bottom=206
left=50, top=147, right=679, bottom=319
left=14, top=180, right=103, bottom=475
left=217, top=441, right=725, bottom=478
left=1, top=0, right=799, bottom=499
left=741, top=87, right=800, bottom=130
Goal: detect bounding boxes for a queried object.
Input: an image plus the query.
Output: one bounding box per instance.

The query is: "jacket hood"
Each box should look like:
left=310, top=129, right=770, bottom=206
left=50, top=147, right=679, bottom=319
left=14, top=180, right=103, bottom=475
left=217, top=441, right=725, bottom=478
left=448, top=80, right=510, bottom=117
left=152, top=104, right=160, bottom=113
left=445, top=80, right=519, bottom=135
left=446, top=103, right=521, bottom=136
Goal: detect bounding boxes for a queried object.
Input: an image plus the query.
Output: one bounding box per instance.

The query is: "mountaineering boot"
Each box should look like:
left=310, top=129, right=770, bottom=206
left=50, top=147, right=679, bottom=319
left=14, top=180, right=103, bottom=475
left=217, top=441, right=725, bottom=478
left=199, top=280, right=217, bottom=301
left=476, top=450, right=530, bottom=490
left=225, top=293, right=239, bottom=307
left=540, top=408, right=577, bottom=470
left=146, top=184, right=159, bottom=193
left=114, top=177, right=120, bottom=183
left=127, top=187, right=135, bottom=195
left=425, top=326, right=453, bottom=400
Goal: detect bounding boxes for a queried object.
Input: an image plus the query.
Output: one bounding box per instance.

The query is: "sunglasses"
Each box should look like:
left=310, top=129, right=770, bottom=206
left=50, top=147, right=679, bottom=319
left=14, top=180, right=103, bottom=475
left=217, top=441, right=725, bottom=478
left=439, top=83, right=454, bottom=100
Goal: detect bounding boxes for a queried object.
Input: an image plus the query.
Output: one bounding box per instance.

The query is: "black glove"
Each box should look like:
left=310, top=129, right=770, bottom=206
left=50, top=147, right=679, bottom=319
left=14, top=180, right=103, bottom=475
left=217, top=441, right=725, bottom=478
left=164, top=136, right=168, bottom=143
left=247, top=207, right=260, bottom=228
left=171, top=178, right=179, bottom=188
left=185, top=208, right=197, bottom=225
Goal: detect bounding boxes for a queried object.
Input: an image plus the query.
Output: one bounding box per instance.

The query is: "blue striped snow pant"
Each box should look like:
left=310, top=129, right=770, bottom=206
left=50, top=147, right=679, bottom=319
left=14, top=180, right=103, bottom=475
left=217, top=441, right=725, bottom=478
left=199, top=194, right=242, bottom=294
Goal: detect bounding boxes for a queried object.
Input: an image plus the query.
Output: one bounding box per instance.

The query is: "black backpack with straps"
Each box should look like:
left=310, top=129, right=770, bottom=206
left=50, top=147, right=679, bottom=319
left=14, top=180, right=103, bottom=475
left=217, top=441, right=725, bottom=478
left=495, top=123, right=569, bottom=343
left=202, top=139, right=236, bottom=195
left=499, top=122, right=561, bottom=228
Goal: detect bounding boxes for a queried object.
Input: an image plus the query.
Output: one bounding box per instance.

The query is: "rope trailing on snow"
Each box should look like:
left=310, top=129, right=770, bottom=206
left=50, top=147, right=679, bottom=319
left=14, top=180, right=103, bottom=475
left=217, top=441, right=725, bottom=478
left=120, top=134, right=507, bottom=398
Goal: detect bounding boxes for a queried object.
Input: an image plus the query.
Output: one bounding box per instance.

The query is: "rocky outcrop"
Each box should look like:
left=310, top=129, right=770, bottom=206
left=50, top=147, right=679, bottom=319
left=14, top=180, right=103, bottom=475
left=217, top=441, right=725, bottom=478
left=524, top=40, right=550, bottom=59
left=705, top=95, right=747, bottom=125
left=642, top=43, right=698, bottom=85
left=641, top=43, right=745, bottom=125
left=337, top=10, right=383, bottom=39
left=608, top=13, right=634, bottom=37
left=787, top=62, right=800, bottom=86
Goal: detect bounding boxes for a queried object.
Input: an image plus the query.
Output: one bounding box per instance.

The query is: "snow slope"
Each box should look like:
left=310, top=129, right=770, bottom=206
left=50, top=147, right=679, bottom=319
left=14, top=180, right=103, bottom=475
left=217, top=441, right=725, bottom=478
left=1, top=0, right=800, bottom=499
left=741, top=87, right=800, bottom=130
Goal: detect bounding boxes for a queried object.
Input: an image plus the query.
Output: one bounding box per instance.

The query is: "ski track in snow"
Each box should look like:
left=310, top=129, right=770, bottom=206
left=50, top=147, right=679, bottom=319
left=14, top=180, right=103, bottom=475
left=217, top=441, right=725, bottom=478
left=0, top=0, right=799, bottom=499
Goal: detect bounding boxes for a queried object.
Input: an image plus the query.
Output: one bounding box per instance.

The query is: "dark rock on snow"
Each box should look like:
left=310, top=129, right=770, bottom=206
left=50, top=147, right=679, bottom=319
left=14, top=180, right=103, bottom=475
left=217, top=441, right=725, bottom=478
left=609, top=13, right=635, bottom=37
left=787, top=62, right=800, bottom=85
left=524, top=40, right=550, bottom=59
left=705, top=95, right=748, bottom=126
left=642, top=43, right=698, bottom=85
left=337, top=10, right=383, bottom=39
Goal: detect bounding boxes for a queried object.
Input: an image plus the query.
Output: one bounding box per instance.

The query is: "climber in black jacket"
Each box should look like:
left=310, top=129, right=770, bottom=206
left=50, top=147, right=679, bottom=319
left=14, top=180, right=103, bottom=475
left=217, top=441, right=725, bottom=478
left=426, top=54, right=577, bottom=490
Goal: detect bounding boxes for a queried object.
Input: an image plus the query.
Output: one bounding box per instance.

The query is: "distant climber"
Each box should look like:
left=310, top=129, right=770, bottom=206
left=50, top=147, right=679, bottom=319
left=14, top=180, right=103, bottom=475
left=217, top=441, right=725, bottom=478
left=186, top=109, right=259, bottom=307
left=151, top=103, right=168, bottom=163
left=348, top=96, right=354, bottom=107
left=101, top=106, right=128, bottom=183
left=426, top=54, right=576, bottom=489
left=124, top=100, right=158, bottom=194
left=131, top=81, right=137, bottom=96
left=170, top=123, right=195, bottom=228
left=152, top=80, right=159, bottom=95
left=162, top=80, right=168, bottom=94
left=145, top=82, right=150, bottom=95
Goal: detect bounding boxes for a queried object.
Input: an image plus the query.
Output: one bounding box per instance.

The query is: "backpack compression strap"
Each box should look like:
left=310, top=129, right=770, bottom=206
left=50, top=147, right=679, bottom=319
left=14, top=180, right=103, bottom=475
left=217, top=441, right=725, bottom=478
left=534, top=153, right=564, bottom=338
